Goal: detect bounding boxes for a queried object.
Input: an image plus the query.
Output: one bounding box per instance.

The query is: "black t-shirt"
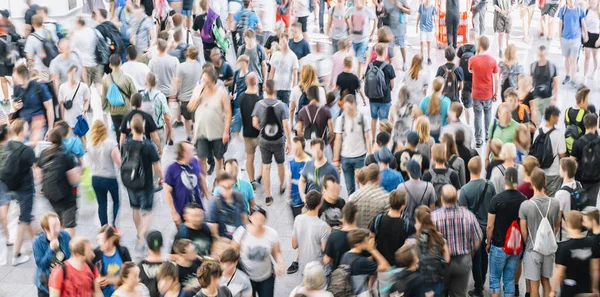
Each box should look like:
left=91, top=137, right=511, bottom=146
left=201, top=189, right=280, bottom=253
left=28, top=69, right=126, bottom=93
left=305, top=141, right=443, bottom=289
left=368, top=215, right=416, bottom=266
left=121, top=139, right=160, bottom=191
left=37, top=148, right=78, bottom=209
left=139, top=260, right=166, bottom=297
left=366, top=153, right=398, bottom=170
left=2, top=140, right=36, bottom=193
left=179, top=259, right=203, bottom=290
left=531, top=61, right=558, bottom=96
left=192, top=14, right=223, bottom=44
left=264, top=35, right=279, bottom=49
left=422, top=168, right=461, bottom=190
left=319, top=198, right=346, bottom=228
left=324, top=230, right=350, bottom=270
left=120, top=110, right=159, bottom=140
left=216, top=62, right=234, bottom=84
left=369, top=61, right=396, bottom=103
left=394, top=149, right=431, bottom=181
left=171, top=224, right=213, bottom=257
left=457, top=44, right=476, bottom=82
left=25, top=5, right=40, bottom=25
left=488, top=189, right=527, bottom=247
left=336, top=72, right=360, bottom=97
left=556, top=237, right=600, bottom=297
left=238, top=93, right=261, bottom=138
left=435, top=63, right=464, bottom=99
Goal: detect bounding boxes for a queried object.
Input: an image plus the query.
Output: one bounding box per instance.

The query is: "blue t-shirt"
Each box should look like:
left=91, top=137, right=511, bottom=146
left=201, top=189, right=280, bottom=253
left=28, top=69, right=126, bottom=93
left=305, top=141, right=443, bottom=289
left=233, top=71, right=248, bottom=101
left=117, top=7, right=132, bottom=39
left=289, top=39, right=311, bottom=60
left=13, top=80, right=52, bottom=123
left=380, top=168, right=404, bottom=192
left=234, top=10, right=261, bottom=31
left=205, top=195, right=245, bottom=239
left=165, top=159, right=204, bottom=216
left=559, top=6, right=585, bottom=39
left=101, top=251, right=124, bottom=297
left=290, top=156, right=309, bottom=207
left=419, top=95, right=452, bottom=126
left=213, top=178, right=255, bottom=214
left=418, top=3, right=438, bottom=32
left=63, top=137, right=85, bottom=158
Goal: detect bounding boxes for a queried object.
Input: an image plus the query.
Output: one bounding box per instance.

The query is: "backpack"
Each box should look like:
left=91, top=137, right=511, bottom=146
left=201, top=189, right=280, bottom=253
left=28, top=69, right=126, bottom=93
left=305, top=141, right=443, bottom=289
left=564, top=107, right=586, bottom=155
left=0, top=35, right=20, bottom=66
left=295, top=89, right=311, bottom=119
left=173, top=42, right=190, bottom=63
left=578, top=137, right=600, bottom=181
left=40, top=148, right=72, bottom=203
left=373, top=213, right=410, bottom=239
left=531, top=61, right=555, bottom=99
left=364, top=62, right=388, bottom=99
left=201, top=8, right=219, bottom=44
left=429, top=113, right=442, bottom=138
left=430, top=169, right=454, bottom=202
left=528, top=199, right=558, bottom=256
left=529, top=127, right=556, bottom=169
left=503, top=220, right=523, bottom=255
left=389, top=270, right=420, bottom=297
left=97, top=22, right=124, bottom=56
left=459, top=50, right=474, bottom=82
left=120, top=139, right=147, bottom=190
left=403, top=182, right=429, bottom=222
left=442, top=65, right=459, bottom=101
left=60, top=262, right=96, bottom=292
left=418, top=231, right=447, bottom=285
left=212, top=21, right=230, bottom=51
left=328, top=254, right=360, bottom=297
left=236, top=10, right=253, bottom=34
left=260, top=101, right=283, bottom=141
left=94, top=29, right=110, bottom=65
left=561, top=182, right=590, bottom=212
left=303, top=106, right=325, bottom=141
left=141, top=90, right=159, bottom=123
left=31, top=31, right=58, bottom=67
left=0, top=141, right=27, bottom=191
left=106, top=74, right=126, bottom=106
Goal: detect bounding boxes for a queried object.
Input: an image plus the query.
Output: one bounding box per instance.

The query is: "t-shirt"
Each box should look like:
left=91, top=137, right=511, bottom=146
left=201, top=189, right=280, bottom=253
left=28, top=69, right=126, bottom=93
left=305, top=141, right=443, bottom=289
left=468, top=54, right=499, bottom=100
left=238, top=93, right=261, bottom=138
left=488, top=189, right=527, bottom=247
left=121, top=61, right=151, bottom=92
left=394, top=149, right=431, bottom=181
left=330, top=4, right=349, bottom=39
left=238, top=46, right=267, bottom=82
left=334, top=113, right=371, bottom=158
left=149, top=55, right=180, bottom=96
left=251, top=98, right=290, bottom=145
left=132, top=16, right=155, bottom=53
left=419, top=94, right=452, bottom=126
left=269, top=50, right=299, bottom=91
left=435, top=63, right=464, bottom=100
left=336, top=72, right=361, bottom=97
left=50, top=54, right=83, bottom=85
left=532, top=126, right=566, bottom=176
left=517, top=181, right=534, bottom=199
left=341, top=252, right=378, bottom=295
left=121, top=139, right=160, bottom=191
left=558, top=6, right=585, bottom=40
left=556, top=180, right=578, bottom=242
left=290, top=155, right=310, bottom=207
left=294, top=0, right=311, bottom=16
left=192, top=13, right=224, bottom=46
left=3, top=141, right=36, bottom=193
left=195, top=287, right=233, bottom=297
left=120, top=110, right=159, bottom=140
left=368, top=214, right=415, bottom=266
left=556, top=237, right=600, bottom=297
left=179, top=259, right=202, bottom=290
left=319, top=198, right=346, bottom=228
left=176, top=61, right=203, bottom=102
left=489, top=164, right=525, bottom=195
left=37, top=148, right=78, bottom=209
left=138, top=260, right=165, bottom=297
left=234, top=9, right=261, bottom=31
left=206, top=194, right=245, bottom=239
left=297, top=104, right=333, bottom=140
left=220, top=269, right=253, bottom=297
left=233, top=226, right=280, bottom=282
left=254, top=0, right=276, bottom=31
left=368, top=60, right=396, bottom=103
left=418, top=3, right=438, bottom=32
left=324, top=230, right=351, bottom=270
left=446, top=0, right=460, bottom=13
left=519, top=196, right=561, bottom=252
left=458, top=179, right=496, bottom=228
left=25, top=28, right=55, bottom=71
left=293, top=214, right=331, bottom=272
left=489, top=119, right=519, bottom=144
left=422, top=168, right=461, bottom=190
left=165, top=159, right=204, bottom=216
left=216, top=62, right=234, bottom=85
left=232, top=71, right=248, bottom=100
left=101, top=250, right=124, bottom=296
left=71, top=27, right=97, bottom=67
left=531, top=61, right=558, bottom=99
left=346, top=7, right=376, bottom=43
left=172, top=223, right=213, bottom=257
left=400, top=180, right=437, bottom=219
left=48, top=261, right=99, bottom=297
left=58, top=82, right=90, bottom=128
left=301, top=160, right=340, bottom=193
left=88, top=139, right=119, bottom=178
left=289, top=38, right=312, bottom=60
left=380, top=168, right=404, bottom=192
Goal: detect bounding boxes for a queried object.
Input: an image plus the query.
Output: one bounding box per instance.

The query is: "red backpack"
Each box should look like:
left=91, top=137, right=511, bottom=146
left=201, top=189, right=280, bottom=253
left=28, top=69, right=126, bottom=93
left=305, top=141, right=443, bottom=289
left=503, top=220, right=523, bottom=255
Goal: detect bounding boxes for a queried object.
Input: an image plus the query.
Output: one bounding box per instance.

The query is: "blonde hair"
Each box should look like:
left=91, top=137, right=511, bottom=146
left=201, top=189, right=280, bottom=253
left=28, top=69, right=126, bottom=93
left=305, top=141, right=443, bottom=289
left=90, top=120, right=108, bottom=146
left=431, top=144, right=447, bottom=164
left=504, top=44, right=517, bottom=64
left=428, top=77, right=444, bottom=116
left=415, top=116, right=431, bottom=144
left=499, top=143, right=517, bottom=161
left=408, top=55, right=423, bottom=80
left=299, top=65, right=319, bottom=91
left=490, top=139, right=504, bottom=159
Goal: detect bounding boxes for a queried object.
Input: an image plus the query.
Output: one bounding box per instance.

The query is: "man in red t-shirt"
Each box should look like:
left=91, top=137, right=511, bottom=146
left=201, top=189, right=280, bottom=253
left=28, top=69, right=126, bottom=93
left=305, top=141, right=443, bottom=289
left=49, top=237, right=101, bottom=297
left=468, top=35, right=499, bottom=148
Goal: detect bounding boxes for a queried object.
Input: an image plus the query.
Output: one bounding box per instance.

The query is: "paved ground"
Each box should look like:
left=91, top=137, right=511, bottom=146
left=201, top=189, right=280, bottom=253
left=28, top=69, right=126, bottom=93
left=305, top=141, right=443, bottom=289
left=0, top=2, right=600, bottom=297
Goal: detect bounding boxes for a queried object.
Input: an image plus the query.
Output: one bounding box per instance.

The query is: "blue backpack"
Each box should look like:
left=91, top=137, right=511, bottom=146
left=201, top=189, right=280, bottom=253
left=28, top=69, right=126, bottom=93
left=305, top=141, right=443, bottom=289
left=106, top=74, right=126, bottom=106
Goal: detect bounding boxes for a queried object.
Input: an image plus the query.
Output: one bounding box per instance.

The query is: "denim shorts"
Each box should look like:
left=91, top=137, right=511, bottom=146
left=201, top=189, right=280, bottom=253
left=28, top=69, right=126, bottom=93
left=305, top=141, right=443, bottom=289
left=12, top=190, right=34, bottom=223
left=127, top=189, right=155, bottom=211
left=370, top=102, right=391, bottom=119
left=181, top=9, right=192, bottom=16
left=352, top=41, right=369, bottom=62
left=230, top=108, right=243, bottom=133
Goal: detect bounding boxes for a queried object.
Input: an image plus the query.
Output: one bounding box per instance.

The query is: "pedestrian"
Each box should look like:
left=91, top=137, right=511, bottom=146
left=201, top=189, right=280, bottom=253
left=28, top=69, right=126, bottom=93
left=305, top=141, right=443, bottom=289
left=11, top=64, right=55, bottom=131
left=48, top=237, right=101, bottom=297
left=414, top=116, right=436, bottom=160
left=268, top=33, right=299, bottom=105
left=170, top=203, right=213, bottom=257
left=121, top=46, right=151, bottom=92
left=435, top=47, right=464, bottom=103
left=196, top=262, right=234, bottom=297
left=239, top=29, right=268, bottom=91
left=558, top=0, right=587, bottom=87
left=531, top=106, right=566, bottom=197
left=404, top=55, right=429, bottom=105
left=390, top=87, right=414, bottom=145
left=238, top=73, right=261, bottom=184
left=517, top=155, right=539, bottom=199
left=119, top=92, right=162, bottom=153
left=93, top=225, right=132, bottom=297
left=172, top=239, right=203, bottom=294
left=156, top=262, right=186, bottom=297
left=345, top=0, right=377, bottom=76
left=298, top=139, right=339, bottom=196
left=422, top=144, right=461, bottom=200
left=219, top=248, right=253, bottom=297
left=221, top=159, right=256, bottom=214
left=206, top=172, right=247, bottom=241
left=583, top=0, right=600, bottom=85
left=111, top=262, right=152, bottom=296
left=445, top=0, right=460, bottom=48
left=493, top=0, right=513, bottom=56
left=530, top=45, right=559, bottom=125
left=296, top=89, right=334, bottom=154
left=33, top=212, right=72, bottom=297
left=24, top=14, right=56, bottom=80
left=420, top=77, right=451, bottom=141
left=327, top=2, right=349, bottom=53
left=564, top=87, right=590, bottom=155
left=58, top=66, right=90, bottom=132
left=139, top=230, right=166, bottom=297
left=130, top=6, right=155, bottom=62
left=102, top=54, right=136, bottom=144
left=442, top=102, right=474, bottom=150
left=336, top=56, right=366, bottom=105
left=571, top=113, right=600, bottom=206
left=416, top=0, right=437, bottom=65
left=486, top=103, right=518, bottom=156
left=366, top=43, right=396, bottom=141
left=555, top=158, right=584, bottom=242
left=290, top=65, right=326, bottom=124
left=349, top=164, right=390, bottom=229
left=457, top=29, right=477, bottom=125
left=440, top=133, right=466, bottom=186
left=330, top=39, right=352, bottom=90
left=171, top=46, right=202, bottom=140
left=498, top=45, right=523, bottom=102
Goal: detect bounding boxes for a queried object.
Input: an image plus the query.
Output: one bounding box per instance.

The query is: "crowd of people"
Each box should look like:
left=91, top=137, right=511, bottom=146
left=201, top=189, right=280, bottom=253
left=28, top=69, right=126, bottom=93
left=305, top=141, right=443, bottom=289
left=0, top=0, right=599, bottom=296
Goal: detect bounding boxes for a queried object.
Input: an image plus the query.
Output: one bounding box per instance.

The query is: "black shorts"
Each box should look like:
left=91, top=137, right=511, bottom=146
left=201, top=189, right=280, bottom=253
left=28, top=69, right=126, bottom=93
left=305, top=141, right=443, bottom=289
left=298, top=16, right=308, bottom=32
left=584, top=33, right=600, bottom=48
left=290, top=204, right=304, bottom=218
left=0, top=64, right=13, bottom=77
left=260, top=142, right=286, bottom=164
left=180, top=101, right=195, bottom=121
left=127, top=188, right=155, bottom=211
left=54, top=204, right=78, bottom=229
left=196, top=138, right=228, bottom=159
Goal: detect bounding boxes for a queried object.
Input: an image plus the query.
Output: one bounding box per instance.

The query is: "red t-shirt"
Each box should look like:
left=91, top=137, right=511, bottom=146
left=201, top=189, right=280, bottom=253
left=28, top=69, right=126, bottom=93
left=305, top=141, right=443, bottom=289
left=468, top=54, right=498, bottom=100
left=517, top=181, right=534, bottom=199
left=49, top=260, right=99, bottom=297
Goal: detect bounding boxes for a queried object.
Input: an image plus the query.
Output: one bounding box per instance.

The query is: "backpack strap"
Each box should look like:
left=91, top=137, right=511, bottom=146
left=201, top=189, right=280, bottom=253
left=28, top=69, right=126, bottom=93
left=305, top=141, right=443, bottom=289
left=473, top=181, right=490, bottom=211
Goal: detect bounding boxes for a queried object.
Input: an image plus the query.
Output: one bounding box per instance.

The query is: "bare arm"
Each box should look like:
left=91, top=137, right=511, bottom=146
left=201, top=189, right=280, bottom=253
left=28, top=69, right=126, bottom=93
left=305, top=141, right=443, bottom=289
left=151, top=131, right=162, bottom=156
left=299, top=176, right=307, bottom=202
left=486, top=213, right=495, bottom=251
left=283, top=120, right=292, bottom=153
left=333, top=133, right=342, bottom=164
left=110, top=147, right=122, bottom=167
left=269, top=65, right=277, bottom=80
left=292, top=236, right=298, bottom=249
left=592, top=258, right=600, bottom=293
left=252, top=116, right=260, bottom=130
left=370, top=247, right=391, bottom=272
left=289, top=100, right=297, bottom=124
left=152, top=161, right=163, bottom=181
left=292, top=68, right=298, bottom=87
left=323, top=255, right=332, bottom=264
left=327, top=119, right=335, bottom=143
left=66, top=167, right=82, bottom=186
left=43, top=100, right=55, bottom=129
left=222, top=91, right=232, bottom=142
left=550, top=264, right=566, bottom=297
left=272, top=242, right=284, bottom=275
left=520, top=218, right=528, bottom=243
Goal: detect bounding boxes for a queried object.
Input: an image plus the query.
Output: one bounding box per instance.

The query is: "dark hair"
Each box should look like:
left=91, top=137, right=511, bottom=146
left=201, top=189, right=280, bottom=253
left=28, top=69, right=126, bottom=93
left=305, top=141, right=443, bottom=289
left=99, top=224, right=121, bottom=246
left=173, top=238, right=193, bottom=254
left=215, top=171, right=233, bottom=183
left=157, top=262, right=179, bottom=281
left=344, top=94, right=356, bottom=105
left=98, top=8, right=108, bottom=19
left=342, top=202, right=357, bottom=224
left=0, top=125, right=8, bottom=142
left=305, top=190, right=322, bottom=210
left=203, top=66, right=218, bottom=83
left=395, top=244, right=417, bottom=268
left=347, top=228, right=370, bottom=247
left=76, top=17, right=85, bottom=27
left=293, top=136, right=306, bottom=150
left=584, top=113, right=598, bottom=129
left=326, top=92, right=337, bottom=107
left=109, top=54, right=121, bottom=67
left=322, top=175, right=338, bottom=190
left=197, top=262, right=222, bottom=288
left=224, top=159, right=238, bottom=168
left=220, top=248, right=240, bottom=263
left=307, top=85, right=320, bottom=101
left=389, top=189, right=407, bottom=210
left=131, top=93, right=142, bottom=108
left=376, top=131, right=391, bottom=147
left=310, top=138, right=325, bottom=151
left=184, top=202, right=203, bottom=211
left=444, top=47, right=456, bottom=61
left=544, top=105, right=561, bottom=121
left=127, top=45, right=138, bottom=60
left=265, top=80, right=276, bottom=95
left=116, top=262, right=138, bottom=287
left=560, top=158, right=577, bottom=179
left=530, top=168, right=546, bottom=191
left=13, top=64, right=29, bottom=79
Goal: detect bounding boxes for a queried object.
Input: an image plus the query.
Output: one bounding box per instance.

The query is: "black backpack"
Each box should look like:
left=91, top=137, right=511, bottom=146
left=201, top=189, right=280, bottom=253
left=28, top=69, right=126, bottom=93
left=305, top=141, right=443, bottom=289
left=302, top=106, right=325, bottom=141
left=31, top=32, right=58, bottom=67
left=579, top=137, right=600, bottom=181
left=459, top=50, right=474, bottom=82
left=260, top=101, right=283, bottom=141
left=0, top=141, right=27, bottom=191
left=442, top=65, right=459, bottom=101
left=121, top=139, right=147, bottom=190
left=94, top=29, right=110, bottom=65
left=364, top=62, right=388, bottom=99
left=562, top=182, right=590, bottom=212
left=430, top=169, right=454, bottom=203
left=529, top=127, right=556, bottom=169
left=97, top=22, right=124, bottom=57
left=40, top=148, right=73, bottom=203
left=531, top=61, right=555, bottom=99
left=418, top=230, right=447, bottom=285
left=295, top=90, right=310, bottom=119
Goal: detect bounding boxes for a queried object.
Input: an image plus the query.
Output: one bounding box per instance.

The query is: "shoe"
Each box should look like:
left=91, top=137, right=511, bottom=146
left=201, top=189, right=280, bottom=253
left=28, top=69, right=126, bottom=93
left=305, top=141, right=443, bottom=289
left=279, top=186, right=286, bottom=195
left=427, top=58, right=432, bottom=65
left=569, top=80, right=578, bottom=88
left=251, top=180, right=260, bottom=190
left=168, top=139, right=174, bottom=146
left=562, top=76, right=571, bottom=85
left=186, top=136, right=192, bottom=142
left=401, top=65, right=407, bottom=72
left=476, top=142, right=483, bottom=149
left=173, top=121, right=183, bottom=128
left=515, top=285, right=520, bottom=297
left=11, top=254, right=30, bottom=266
left=255, top=176, right=262, bottom=184
left=540, top=32, right=545, bottom=37
left=207, top=163, right=215, bottom=176
left=287, top=261, right=299, bottom=274
left=468, top=290, right=483, bottom=297
left=265, top=196, right=273, bottom=206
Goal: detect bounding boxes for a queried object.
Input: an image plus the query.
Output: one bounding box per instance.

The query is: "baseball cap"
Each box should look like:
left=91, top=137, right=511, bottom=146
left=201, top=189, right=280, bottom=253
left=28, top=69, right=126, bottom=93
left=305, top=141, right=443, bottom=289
left=146, top=230, right=163, bottom=251
left=406, top=159, right=422, bottom=179
left=504, top=167, right=519, bottom=188
left=407, top=131, right=419, bottom=146
left=374, top=147, right=394, bottom=165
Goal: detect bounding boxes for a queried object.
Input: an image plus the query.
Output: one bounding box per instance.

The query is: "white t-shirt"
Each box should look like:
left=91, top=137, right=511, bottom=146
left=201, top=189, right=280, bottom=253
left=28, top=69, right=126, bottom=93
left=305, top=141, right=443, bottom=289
left=290, top=85, right=327, bottom=112
left=71, top=27, right=98, bottom=67
left=255, top=0, right=277, bottom=32
left=532, top=126, right=566, bottom=176
left=233, top=226, right=280, bottom=282
left=58, top=82, right=90, bottom=128
left=220, top=269, right=253, bottom=297
left=292, top=214, right=331, bottom=273
left=121, top=61, right=151, bottom=92
left=586, top=9, right=600, bottom=34
left=556, top=180, right=577, bottom=242
left=270, top=50, right=299, bottom=91
left=334, top=112, right=371, bottom=158
left=295, top=0, right=311, bottom=17
left=403, top=70, right=429, bottom=105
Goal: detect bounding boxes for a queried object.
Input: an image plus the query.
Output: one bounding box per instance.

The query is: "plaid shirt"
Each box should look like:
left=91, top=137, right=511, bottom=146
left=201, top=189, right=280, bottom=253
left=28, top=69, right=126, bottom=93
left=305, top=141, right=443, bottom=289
left=349, top=185, right=390, bottom=229
left=432, top=206, right=483, bottom=256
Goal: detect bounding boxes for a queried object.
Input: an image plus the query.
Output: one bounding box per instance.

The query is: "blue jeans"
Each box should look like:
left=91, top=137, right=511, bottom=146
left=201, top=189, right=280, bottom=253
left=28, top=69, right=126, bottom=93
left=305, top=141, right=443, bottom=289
left=319, top=0, right=326, bottom=31
left=277, top=90, right=291, bottom=106
left=120, top=38, right=130, bottom=62
left=92, top=176, right=120, bottom=226
left=489, top=245, right=520, bottom=297
left=230, top=108, right=243, bottom=133
left=473, top=98, right=492, bottom=145
left=341, top=154, right=366, bottom=195
left=369, top=102, right=391, bottom=119
left=352, top=41, right=369, bottom=63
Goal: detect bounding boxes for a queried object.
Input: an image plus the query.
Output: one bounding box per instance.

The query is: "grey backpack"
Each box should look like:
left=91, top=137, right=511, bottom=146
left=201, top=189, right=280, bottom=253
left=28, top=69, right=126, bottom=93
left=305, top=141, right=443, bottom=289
left=364, top=62, right=388, bottom=99
left=430, top=169, right=454, bottom=203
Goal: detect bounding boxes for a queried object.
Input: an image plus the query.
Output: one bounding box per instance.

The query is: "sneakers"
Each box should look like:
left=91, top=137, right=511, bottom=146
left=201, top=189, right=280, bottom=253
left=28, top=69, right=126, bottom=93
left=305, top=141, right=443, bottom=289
left=287, top=261, right=299, bottom=274
left=265, top=196, right=273, bottom=206
left=468, top=290, right=483, bottom=297
left=207, top=163, right=215, bottom=176
left=12, top=254, right=30, bottom=266
left=562, top=76, right=571, bottom=85
left=515, top=285, right=520, bottom=297
left=569, top=80, right=578, bottom=88
left=427, top=58, right=432, bottom=65
left=173, top=121, right=184, bottom=128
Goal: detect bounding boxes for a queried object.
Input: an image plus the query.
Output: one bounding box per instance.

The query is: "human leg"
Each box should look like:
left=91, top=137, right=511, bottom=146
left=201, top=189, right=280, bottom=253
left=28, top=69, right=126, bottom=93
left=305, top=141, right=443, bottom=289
left=483, top=98, right=492, bottom=141
left=489, top=245, right=507, bottom=297
left=502, top=253, right=520, bottom=297
left=472, top=99, right=484, bottom=145
left=472, top=235, right=488, bottom=295
left=341, top=157, right=357, bottom=195
left=106, top=178, right=120, bottom=226
left=92, top=176, right=109, bottom=226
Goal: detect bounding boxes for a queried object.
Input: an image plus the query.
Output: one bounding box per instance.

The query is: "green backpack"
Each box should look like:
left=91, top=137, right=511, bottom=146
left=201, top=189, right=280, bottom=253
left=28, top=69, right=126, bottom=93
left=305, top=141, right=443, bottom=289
left=212, top=23, right=230, bottom=51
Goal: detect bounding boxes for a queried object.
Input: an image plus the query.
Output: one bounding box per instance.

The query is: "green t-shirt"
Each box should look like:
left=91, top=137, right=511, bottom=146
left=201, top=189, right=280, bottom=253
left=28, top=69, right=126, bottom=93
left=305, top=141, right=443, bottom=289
left=488, top=119, right=518, bottom=143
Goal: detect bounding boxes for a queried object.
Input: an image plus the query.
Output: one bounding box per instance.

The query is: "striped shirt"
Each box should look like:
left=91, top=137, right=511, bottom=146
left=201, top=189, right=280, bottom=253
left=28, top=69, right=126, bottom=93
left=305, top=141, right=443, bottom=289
left=432, top=206, right=483, bottom=256
left=349, top=185, right=390, bottom=229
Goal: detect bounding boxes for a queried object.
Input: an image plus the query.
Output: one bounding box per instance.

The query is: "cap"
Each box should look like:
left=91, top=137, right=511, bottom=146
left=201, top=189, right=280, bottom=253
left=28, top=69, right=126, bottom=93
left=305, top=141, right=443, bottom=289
left=374, top=147, right=394, bottom=165
left=146, top=230, right=163, bottom=251
left=407, top=131, right=419, bottom=146
left=504, top=167, right=519, bottom=188
left=406, top=159, right=422, bottom=179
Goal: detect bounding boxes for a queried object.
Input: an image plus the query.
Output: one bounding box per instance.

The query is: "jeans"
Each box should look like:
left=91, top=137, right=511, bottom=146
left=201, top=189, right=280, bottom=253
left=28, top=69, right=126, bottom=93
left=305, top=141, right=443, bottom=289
left=92, top=176, right=120, bottom=227
left=473, top=98, right=492, bottom=145
left=319, top=0, right=326, bottom=31
left=332, top=38, right=340, bottom=53
left=473, top=4, right=486, bottom=36
left=445, top=254, right=473, bottom=297
left=341, top=154, right=366, bottom=195
left=111, top=115, right=124, bottom=145
left=489, top=245, right=520, bottom=297
left=446, top=12, right=460, bottom=48
left=120, top=38, right=131, bottom=62
left=230, top=108, right=243, bottom=133
left=277, top=90, right=291, bottom=106
left=472, top=230, right=488, bottom=294
left=251, top=274, right=275, bottom=297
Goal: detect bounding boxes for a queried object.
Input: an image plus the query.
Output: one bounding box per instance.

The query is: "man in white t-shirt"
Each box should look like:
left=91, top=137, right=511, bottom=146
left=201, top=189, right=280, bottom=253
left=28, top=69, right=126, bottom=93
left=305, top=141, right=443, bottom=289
left=255, top=0, right=277, bottom=44
left=71, top=17, right=102, bottom=95
left=532, top=105, right=566, bottom=198
left=268, top=33, right=299, bottom=105
left=121, top=46, right=151, bottom=92
left=59, top=66, right=90, bottom=129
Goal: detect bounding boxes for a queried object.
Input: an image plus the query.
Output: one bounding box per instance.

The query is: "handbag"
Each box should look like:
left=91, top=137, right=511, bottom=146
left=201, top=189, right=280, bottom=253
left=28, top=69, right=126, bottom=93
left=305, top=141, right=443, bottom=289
left=63, top=82, right=81, bottom=110
left=73, top=115, right=89, bottom=137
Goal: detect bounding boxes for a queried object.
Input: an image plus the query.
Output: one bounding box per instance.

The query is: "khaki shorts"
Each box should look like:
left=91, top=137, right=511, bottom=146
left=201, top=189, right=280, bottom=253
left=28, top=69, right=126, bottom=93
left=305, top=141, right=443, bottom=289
left=244, top=137, right=259, bottom=154
left=85, top=65, right=104, bottom=85
left=520, top=4, right=535, bottom=20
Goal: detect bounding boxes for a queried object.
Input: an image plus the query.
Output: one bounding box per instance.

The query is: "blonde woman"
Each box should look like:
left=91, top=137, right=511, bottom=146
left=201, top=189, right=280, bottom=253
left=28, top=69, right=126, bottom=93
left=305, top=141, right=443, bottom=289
left=289, top=65, right=326, bottom=123
left=414, top=116, right=435, bottom=160
left=489, top=143, right=525, bottom=194
left=584, top=0, right=600, bottom=85
left=498, top=44, right=523, bottom=102
left=88, top=120, right=122, bottom=227
left=403, top=55, right=429, bottom=105
left=514, top=124, right=531, bottom=163
left=419, top=77, right=451, bottom=141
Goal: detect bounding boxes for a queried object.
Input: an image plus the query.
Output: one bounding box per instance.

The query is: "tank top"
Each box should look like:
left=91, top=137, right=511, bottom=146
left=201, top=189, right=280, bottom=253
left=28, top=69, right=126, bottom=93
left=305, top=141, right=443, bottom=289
left=194, top=87, right=226, bottom=140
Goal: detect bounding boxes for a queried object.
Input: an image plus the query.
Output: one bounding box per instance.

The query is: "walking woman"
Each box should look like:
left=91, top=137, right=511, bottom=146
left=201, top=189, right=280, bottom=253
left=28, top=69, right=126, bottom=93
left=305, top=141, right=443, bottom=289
left=89, top=120, right=121, bottom=227
left=498, top=44, right=523, bottom=102
left=584, top=0, right=600, bottom=85
left=419, top=77, right=451, bottom=142
left=403, top=55, right=429, bottom=105
left=93, top=225, right=132, bottom=297
left=290, top=65, right=326, bottom=123
left=111, top=262, right=151, bottom=297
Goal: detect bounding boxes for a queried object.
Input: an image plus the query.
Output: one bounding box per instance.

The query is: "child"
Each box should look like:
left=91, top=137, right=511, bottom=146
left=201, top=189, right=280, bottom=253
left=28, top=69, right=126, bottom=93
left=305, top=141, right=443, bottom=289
left=555, top=158, right=582, bottom=242
left=287, top=136, right=310, bottom=274
left=416, top=0, right=438, bottom=65
left=389, top=243, right=433, bottom=297
left=336, top=56, right=367, bottom=106
left=390, top=86, right=414, bottom=145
